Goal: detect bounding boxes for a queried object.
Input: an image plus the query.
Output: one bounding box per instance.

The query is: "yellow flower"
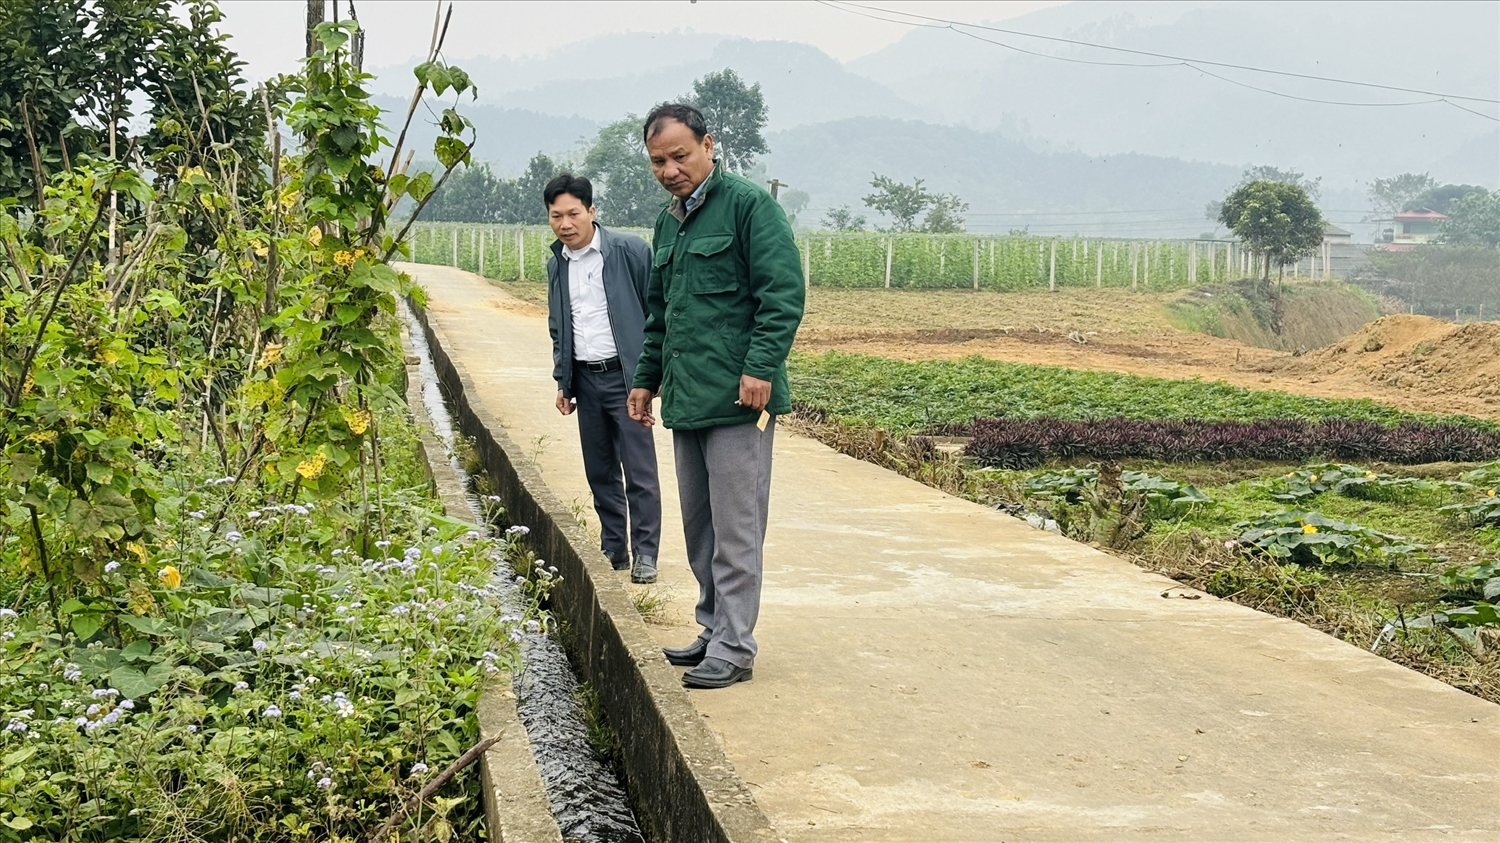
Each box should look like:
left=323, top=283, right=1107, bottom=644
left=1308, top=474, right=1319, bottom=483
left=1365, top=471, right=1376, bottom=478
left=342, top=406, right=371, bottom=435
left=157, top=565, right=182, bottom=589
left=257, top=343, right=284, bottom=370
left=333, top=249, right=356, bottom=268
left=296, top=452, right=329, bottom=479
left=280, top=189, right=299, bottom=209
left=1488, top=489, right=1497, bottom=498
left=26, top=430, right=58, bottom=444
left=101, top=349, right=120, bottom=365
left=1302, top=523, right=1318, bottom=534
left=307, top=226, right=322, bottom=247
left=251, top=240, right=269, bottom=257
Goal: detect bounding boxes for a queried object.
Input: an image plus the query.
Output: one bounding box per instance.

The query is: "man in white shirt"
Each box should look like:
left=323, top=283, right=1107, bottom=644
left=545, top=174, right=662, bottom=583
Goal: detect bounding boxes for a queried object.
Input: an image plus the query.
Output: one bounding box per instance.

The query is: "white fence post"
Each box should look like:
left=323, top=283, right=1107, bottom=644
left=972, top=239, right=979, bottom=290
left=883, top=238, right=893, bottom=289
left=1048, top=239, right=1056, bottom=292
left=451, top=228, right=458, bottom=267
left=802, top=238, right=811, bottom=290
left=478, top=229, right=485, bottom=277
left=517, top=228, right=526, bottom=282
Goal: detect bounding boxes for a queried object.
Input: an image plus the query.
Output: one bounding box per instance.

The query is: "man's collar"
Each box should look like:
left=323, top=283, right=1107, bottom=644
left=686, top=166, right=714, bottom=209
left=670, top=163, right=721, bottom=220
left=560, top=224, right=602, bottom=260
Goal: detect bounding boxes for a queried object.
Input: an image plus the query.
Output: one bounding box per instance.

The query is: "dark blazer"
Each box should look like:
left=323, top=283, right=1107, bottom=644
left=547, top=224, right=654, bottom=398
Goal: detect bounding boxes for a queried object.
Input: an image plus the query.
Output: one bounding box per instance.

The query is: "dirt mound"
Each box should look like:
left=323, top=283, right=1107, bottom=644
left=1287, top=316, right=1500, bottom=403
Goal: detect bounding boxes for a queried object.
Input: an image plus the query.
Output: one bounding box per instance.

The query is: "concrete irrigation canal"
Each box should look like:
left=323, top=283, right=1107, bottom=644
left=403, top=263, right=1500, bottom=842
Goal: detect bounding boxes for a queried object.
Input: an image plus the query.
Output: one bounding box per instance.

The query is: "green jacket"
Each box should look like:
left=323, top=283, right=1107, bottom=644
left=632, top=166, right=805, bottom=430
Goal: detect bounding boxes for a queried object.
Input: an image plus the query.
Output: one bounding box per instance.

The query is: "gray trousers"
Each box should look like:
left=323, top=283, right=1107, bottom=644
left=673, top=418, right=776, bottom=669
left=573, top=365, right=661, bottom=560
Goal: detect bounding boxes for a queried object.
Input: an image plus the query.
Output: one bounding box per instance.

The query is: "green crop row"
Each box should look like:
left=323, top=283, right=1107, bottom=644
left=788, top=351, right=1493, bottom=435
left=406, top=223, right=1251, bottom=291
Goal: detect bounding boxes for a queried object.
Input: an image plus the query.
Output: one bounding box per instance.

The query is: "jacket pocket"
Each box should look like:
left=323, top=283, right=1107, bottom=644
left=685, top=233, right=738, bottom=294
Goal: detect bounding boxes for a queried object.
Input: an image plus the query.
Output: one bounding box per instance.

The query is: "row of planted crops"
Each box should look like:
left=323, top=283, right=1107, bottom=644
left=408, top=222, right=1275, bottom=291
left=789, top=351, right=1500, bottom=700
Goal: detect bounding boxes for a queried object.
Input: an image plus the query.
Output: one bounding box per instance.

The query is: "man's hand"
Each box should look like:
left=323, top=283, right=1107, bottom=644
left=556, top=389, right=574, bottom=416
left=737, top=375, right=772, bottom=412
left=627, top=388, right=656, bottom=427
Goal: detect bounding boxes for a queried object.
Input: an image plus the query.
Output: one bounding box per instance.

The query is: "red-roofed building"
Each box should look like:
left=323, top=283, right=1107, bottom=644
left=1392, top=209, right=1446, bottom=244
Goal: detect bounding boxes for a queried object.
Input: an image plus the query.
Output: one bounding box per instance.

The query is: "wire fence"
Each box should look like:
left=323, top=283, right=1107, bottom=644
left=404, top=223, right=1344, bottom=291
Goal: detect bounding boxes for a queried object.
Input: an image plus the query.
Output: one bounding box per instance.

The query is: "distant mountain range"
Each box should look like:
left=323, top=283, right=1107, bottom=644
left=371, top=1, right=1498, bottom=236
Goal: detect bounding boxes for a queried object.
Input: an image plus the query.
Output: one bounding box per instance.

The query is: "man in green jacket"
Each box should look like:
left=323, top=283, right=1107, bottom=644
left=626, top=103, right=804, bottom=690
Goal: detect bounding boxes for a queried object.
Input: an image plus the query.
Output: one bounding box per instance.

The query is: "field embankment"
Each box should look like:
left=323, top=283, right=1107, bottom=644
left=1278, top=315, right=1500, bottom=404
left=1166, top=279, right=1380, bottom=352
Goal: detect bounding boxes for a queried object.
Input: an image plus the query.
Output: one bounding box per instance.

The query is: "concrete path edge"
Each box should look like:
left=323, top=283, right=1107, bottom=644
left=402, top=324, right=566, bottom=843
left=406, top=298, right=782, bottom=843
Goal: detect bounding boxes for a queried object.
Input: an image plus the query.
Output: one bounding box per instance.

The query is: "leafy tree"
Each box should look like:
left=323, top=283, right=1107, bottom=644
left=685, top=68, right=768, bottom=173
left=582, top=116, right=665, bottom=227
left=1240, top=165, right=1322, bottom=201
left=1362, top=246, right=1499, bottom=317
left=778, top=187, right=810, bottom=220
left=1368, top=172, right=1435, bottom=218
left=863, top=174, right=933, bottom=232
left=0, top=0, right=260, bottom=207
left=419, top=153, right=561, bottom=224
left=821, top=205, right=867, bottom=232
left=1217, top=180, right=1325, bottom=282
left=922, top=193, right=969, bottom=233
left=1442, top=190, right=1500, bottom=248
left=1407, top=183, right=1488, bottom=215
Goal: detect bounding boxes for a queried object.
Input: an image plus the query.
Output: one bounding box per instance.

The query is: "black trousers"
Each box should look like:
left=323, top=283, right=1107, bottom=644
left=573, top=364, right=662, bottom=559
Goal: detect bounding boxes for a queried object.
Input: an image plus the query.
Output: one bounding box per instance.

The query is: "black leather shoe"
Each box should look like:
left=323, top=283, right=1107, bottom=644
left=662, top=638, right=708, bottom=667
left=682, top=657, right=752, bottom=689
left=631, top=555, right=657, bottom=584
left=606, top=551, right=629, bottom=571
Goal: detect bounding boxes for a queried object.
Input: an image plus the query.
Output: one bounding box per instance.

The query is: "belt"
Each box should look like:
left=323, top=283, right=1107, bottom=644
left=577, top=357, right=622, bottom=373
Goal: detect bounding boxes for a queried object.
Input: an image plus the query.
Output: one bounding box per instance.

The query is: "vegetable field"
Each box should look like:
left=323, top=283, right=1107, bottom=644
left=788, top=351, right=1489, bottom=435
left=407, top=223, right=1280, bottom=291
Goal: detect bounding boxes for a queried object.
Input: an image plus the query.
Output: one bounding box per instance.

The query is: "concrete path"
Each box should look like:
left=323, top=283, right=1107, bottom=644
left=406, top=263, right=1500, bottom=842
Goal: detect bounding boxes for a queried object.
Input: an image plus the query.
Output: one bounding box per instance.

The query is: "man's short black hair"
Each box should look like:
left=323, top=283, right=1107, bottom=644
left=543, top=173, right=593, bottom=208
left=643, top=102, right=708, bottom=145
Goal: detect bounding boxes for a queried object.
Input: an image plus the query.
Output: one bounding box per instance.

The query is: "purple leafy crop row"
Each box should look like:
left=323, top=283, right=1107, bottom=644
left=962, top=417, right=1500, bottom=469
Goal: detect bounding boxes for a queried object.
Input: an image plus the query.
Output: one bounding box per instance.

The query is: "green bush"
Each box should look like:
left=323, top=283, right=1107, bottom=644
left=0, top=408, right=540, bottom=841
left=1232, top=510, right=1440, bottom=568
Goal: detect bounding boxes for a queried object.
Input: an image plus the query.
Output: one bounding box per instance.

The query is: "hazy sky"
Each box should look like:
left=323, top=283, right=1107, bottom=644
left=218, top=0, right=1069, bottom=80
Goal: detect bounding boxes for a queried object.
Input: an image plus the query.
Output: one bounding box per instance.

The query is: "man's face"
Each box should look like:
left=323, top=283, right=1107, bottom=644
left=646, top=119, right=715, bottom=199
left=547, top=192, right=596, bottom=250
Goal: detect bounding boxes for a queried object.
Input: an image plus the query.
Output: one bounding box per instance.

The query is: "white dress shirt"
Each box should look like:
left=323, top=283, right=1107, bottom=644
left=563, top=226, right=617, bottom=362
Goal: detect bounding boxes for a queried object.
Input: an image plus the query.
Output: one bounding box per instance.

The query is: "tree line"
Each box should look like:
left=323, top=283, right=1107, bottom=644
left=419, top=68, right=774, bottom=227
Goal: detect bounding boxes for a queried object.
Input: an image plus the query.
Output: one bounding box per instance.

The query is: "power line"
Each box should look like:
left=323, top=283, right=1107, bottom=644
left=822, top=0, right=1500, bottom=120
left=820, top=0, right=1500, bottom=104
